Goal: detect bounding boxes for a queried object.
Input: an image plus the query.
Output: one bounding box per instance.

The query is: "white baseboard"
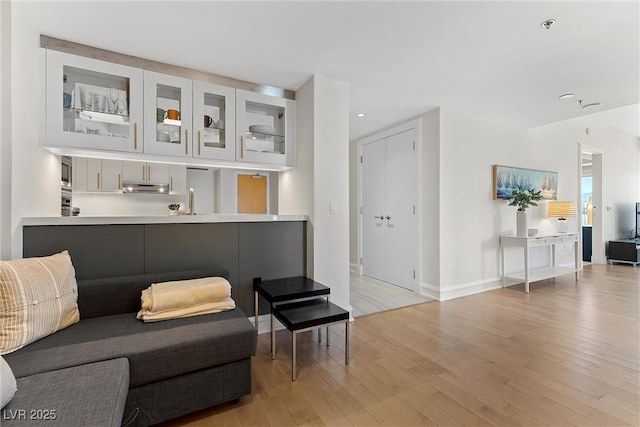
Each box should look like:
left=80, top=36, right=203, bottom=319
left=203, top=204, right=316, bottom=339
left=440, top=277, right=502, bottom=301
left=419, top=281, right=440, bottom=300
left=420, top=277, right=503, bottom=301
left=250, top=314, right=285, bottom=335
left=349, top=262, right=358, bottom=274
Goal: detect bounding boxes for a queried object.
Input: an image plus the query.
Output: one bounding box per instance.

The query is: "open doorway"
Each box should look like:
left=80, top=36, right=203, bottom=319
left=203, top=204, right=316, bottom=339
left=579, top=144, right=605, bottom=265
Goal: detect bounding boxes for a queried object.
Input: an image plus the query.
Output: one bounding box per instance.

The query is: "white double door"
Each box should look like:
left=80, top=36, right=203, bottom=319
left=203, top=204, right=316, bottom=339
left=361, top=128, right=418, bottom=291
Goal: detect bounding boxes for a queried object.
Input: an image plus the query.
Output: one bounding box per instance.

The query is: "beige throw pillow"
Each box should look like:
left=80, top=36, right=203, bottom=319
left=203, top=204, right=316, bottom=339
left=0, top=251, right=80, bottom=355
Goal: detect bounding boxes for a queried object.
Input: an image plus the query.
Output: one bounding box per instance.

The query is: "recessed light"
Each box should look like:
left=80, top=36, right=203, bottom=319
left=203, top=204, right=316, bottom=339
left=541, top=19, right=555, bottom=30
left=559, top=93, right=575, bottom=100
left=582, top=103, right=602, bottom=110
left=356, top=113, right=365, bottom=118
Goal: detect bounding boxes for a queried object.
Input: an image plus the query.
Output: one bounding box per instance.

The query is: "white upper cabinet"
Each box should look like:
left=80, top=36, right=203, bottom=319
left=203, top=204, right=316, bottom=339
left=45, top=48, right=295, bottom=170
left=100, top=159, right=124, bottom=192
left=45, top=50, right=143, bottom=153
left=236, top=89, right=294, bottom=166
left=146, top=163, right=170, bottom=185
left=86, top=158, right=122, bottom=192
left=192, top=81, right=236, bottom=161
left=122, top=161, right=169, bottom=185
left=143, top=71, right=193, bottom=157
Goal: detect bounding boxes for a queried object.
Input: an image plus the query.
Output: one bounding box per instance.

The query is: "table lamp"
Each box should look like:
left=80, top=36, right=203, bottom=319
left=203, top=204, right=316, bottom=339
left=548, top=201, right=576, bottom=233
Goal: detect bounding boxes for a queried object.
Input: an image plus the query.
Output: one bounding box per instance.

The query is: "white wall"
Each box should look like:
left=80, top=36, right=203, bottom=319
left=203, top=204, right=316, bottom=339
left=439, top=109, right=534, bottom=295
left=10, top=4, right=60, bottom=258
left=419, top=109, right=441, bottom=292
left=352, top=106, right=639, bottom=301
left=217, top=169, right=235, bottom=214
left=186, top=168, right=214, bottom=214
left=348, top=138, right=357, bottom=272
left=280, top=76, right=315, bottom=276
left=0, top=0, right=12, bottom=260
left=312, top=75, right=350, bottom=310
left=280, top=75, right=351, bottom=312
left=528, top=119, right=640, bottom=240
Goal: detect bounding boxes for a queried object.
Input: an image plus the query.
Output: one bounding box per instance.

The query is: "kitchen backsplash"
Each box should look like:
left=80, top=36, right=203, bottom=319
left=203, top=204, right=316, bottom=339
left=72, top=193, right=187, bottom=216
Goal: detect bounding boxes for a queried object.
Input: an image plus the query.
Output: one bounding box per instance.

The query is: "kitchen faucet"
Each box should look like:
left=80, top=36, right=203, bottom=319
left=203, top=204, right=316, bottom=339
left=189, top=188, right=195, bottom=215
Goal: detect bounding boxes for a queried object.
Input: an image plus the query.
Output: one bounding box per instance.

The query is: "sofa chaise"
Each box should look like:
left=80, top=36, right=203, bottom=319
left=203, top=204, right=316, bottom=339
left=3, top=268, right=257, bottom=426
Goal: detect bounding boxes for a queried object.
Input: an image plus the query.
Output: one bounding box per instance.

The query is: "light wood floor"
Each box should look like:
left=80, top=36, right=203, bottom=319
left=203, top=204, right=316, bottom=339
left=350, top=273, right=431, bottom=318
left=163, top=264, right=639, bottom=426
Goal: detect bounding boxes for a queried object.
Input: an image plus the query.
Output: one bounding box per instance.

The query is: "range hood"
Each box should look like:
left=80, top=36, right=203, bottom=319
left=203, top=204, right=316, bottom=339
left=121, top=182, right=170, bottom=194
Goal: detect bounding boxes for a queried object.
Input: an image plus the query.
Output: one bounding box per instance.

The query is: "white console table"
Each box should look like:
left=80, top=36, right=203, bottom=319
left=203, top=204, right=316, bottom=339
left=500, top=232, right=579, bottom=293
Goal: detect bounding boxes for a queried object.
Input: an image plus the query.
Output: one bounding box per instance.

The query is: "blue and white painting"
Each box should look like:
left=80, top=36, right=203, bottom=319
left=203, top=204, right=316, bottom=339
left=493, top=165, right=557, bottom=200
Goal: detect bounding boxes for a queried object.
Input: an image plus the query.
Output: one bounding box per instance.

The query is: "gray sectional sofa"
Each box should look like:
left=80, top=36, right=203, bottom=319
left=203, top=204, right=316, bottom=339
left=3, top=269, right=257, bottom=426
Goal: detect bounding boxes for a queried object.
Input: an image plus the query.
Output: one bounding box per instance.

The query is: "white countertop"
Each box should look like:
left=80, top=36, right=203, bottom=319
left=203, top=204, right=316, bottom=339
left=21, top=214, right=308, bottom=226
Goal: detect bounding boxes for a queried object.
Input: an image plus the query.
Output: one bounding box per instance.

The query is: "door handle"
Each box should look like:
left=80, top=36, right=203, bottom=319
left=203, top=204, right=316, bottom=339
left=386, top=215, right=391, bottom=220
left=133, top=122, right=138, bottom=150
left=374, top=215, right=384, bottom=219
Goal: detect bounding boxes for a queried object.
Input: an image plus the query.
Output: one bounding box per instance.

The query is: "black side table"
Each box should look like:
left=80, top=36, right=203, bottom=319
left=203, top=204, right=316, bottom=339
left=273, top=298, right=349, bottom=380
left=253, top=276, right=330, bottom=358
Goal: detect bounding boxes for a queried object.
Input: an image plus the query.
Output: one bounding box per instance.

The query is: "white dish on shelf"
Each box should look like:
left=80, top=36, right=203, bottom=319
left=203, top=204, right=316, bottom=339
left=163, top=119, right=182, bottom=127
left=249, top=124, right=275, bottom=135
left=78, top=111, right=128, bottom=125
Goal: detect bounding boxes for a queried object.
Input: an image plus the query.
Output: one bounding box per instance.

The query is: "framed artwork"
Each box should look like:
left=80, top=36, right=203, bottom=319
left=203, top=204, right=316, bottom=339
left=493, top=165, right=557, bottom=200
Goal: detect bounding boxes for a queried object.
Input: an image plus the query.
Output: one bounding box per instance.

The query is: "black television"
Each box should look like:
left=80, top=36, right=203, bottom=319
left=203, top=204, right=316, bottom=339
left=636, top=202, right=640, bottom=238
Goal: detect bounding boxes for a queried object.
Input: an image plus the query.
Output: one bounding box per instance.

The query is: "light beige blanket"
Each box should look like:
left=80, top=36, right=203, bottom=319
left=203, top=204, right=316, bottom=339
left=137, top=297, right=236, bottom=323
left=136, top=276, right=235, bottom=322
left=142, top=276, right=231, bottom=313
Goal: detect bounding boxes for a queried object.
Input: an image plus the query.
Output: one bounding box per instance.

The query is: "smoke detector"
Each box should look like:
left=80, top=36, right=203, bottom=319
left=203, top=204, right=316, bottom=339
left=541, top=19, right=556, bottom=30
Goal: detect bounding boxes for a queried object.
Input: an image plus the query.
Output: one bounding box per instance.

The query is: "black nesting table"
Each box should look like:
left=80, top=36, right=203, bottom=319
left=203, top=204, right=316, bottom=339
left=254, top=276, right=349, bottom=380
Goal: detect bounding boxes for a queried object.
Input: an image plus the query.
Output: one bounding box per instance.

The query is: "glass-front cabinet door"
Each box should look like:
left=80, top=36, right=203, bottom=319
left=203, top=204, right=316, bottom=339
left=192, top=81, right=235, bottom=160
left=236, top=89, right=294, bottom=166
left=143, top=71, right=192, bottom=157
left=45, top=50, right=143, bottom=153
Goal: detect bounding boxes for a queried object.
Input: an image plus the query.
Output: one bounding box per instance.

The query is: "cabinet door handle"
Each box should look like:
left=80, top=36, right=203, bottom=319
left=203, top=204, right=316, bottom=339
left=170, top=176, right=173, bottom=192
left=240, top=135, right=244, bottom=158
left=386, top=215, right=391, bottom=220
left=134, top=122, right=138, bottom=150
left=97, top=173, right=100, bottom=190
left=142, top=165, right=145, bottom=181
left=374, top=215, right=383, bottom=220
left=148, top=165, right=151, bottom=182
left=198, top=131, right=201, bottom=156
left=118, top=174, right=121, bottom=190
left=185, top=130, right=189, bottom=155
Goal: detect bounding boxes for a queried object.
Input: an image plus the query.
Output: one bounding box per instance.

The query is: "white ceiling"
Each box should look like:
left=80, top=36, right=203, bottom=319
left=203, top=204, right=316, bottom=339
left=16, top=1, right=640, bottom=141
